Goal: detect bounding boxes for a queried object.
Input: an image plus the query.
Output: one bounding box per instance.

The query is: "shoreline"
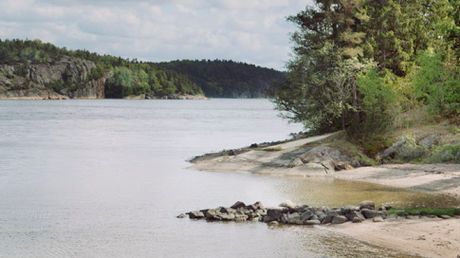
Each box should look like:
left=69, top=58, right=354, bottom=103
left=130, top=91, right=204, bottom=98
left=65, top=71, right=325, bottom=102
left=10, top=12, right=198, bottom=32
left=190, top=133, right=460, bottom=200
left=188, top=133, right=460, bottom=258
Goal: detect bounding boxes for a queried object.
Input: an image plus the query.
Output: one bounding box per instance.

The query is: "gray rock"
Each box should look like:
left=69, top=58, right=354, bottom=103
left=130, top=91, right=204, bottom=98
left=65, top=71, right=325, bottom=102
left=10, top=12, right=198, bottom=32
left=406, top=215, right=420, bottom=220
left=322, top=210, right=339, bottom=224
left=331, top=215, right=348, bottom=224
left=299, top=210, right=314, bottom=222
left=264, top=209, right=284, bottom=222
left=279, top=200, right=296, bottom=209
left=176, top=213, right=186, bottom=219
left=344, top=210, right=366, bottom=222
left=418, top=134, right=440, bottom=149
left=361, top=209, right=382, bottom=219
left=188, top=211, right=205, bottom=219
left=282, top=212, right=303, bottom=225
left=378, top=136, right=427, bottom=161
left=440, top=215, right=451, bottom=219
left=359, top=201, right=375, bottom=210
left=230, top=201, right=246, bottom=209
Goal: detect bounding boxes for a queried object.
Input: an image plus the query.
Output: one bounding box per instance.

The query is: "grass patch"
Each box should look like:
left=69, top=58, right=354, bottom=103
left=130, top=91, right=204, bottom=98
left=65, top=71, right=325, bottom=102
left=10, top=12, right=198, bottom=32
left=388, top=207, right=460, bottom=217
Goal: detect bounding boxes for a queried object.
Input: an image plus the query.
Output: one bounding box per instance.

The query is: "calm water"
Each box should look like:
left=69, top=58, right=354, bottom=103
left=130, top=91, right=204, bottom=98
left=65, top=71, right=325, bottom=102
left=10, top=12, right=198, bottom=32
left=0, top=99, right=454, bottom=258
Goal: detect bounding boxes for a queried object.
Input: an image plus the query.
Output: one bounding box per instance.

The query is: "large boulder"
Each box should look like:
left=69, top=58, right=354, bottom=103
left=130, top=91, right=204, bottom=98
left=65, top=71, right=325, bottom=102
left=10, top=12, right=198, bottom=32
left=264, top=209, right=285, bottom=222
left=279, top=200, right=296, bottom=209
left=418, top=134, right=441, bottom=149
left=359, top=201, right=375, bottom=210
left=378, top=136, right=427, bottom=161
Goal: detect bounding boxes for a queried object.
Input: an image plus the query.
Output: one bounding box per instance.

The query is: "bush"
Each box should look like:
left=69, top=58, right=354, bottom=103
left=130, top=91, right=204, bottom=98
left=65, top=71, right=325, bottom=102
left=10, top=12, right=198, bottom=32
left=353, top=68, right=397, bottom=136
left=426, top=144, right=460, bottom=163
left=413, top=51, right=460, bottom=117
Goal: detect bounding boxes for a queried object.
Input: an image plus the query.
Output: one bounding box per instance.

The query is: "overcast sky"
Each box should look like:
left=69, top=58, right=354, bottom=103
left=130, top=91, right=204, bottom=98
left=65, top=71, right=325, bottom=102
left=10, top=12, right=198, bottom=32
left=0, top=0, right=310, bottom=70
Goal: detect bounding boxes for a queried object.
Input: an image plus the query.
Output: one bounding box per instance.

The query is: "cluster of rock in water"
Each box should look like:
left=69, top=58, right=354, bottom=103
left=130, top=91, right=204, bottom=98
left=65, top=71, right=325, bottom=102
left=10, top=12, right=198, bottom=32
left=181, top=200, right=389, bottom=225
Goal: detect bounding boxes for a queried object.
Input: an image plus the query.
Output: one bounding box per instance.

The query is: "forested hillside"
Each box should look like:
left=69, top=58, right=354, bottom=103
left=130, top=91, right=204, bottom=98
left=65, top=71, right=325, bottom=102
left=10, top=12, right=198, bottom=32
left=157, top=60, right=285, bottom=98
left=0, top=40, right=283, bottom=99
left=0, top=39, right=202, bottom=99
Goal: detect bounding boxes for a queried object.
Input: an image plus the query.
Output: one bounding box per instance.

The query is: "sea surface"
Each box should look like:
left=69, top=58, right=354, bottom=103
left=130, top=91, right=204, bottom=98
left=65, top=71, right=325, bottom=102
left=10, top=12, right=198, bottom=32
left=0, top=99, right=454, bottom=258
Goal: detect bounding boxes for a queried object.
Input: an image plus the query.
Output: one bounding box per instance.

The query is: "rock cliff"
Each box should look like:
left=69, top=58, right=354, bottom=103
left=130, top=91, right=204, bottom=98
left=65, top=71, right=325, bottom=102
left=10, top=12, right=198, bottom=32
left=0, top=56, right=106, bottom=99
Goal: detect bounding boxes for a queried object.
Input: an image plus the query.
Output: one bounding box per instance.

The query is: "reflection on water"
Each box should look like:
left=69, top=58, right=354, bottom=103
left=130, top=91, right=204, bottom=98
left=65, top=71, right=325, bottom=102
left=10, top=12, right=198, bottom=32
left=0, top=99, right=453, bottom=258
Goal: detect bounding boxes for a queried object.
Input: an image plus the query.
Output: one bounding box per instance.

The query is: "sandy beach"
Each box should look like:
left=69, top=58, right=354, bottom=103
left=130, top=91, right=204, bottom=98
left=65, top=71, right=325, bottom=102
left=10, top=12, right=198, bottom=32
left=190, top=133, right=460, bottom=258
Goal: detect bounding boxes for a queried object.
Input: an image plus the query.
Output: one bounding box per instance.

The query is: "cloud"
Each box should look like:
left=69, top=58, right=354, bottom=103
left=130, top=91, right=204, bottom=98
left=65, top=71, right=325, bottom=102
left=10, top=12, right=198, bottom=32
left=0, top=0, right=310, bottom=70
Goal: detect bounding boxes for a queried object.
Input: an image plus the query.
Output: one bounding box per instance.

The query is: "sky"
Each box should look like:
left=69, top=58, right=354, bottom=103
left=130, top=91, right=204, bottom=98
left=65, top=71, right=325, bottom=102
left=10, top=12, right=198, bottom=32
left=0, top=0, right=310, bottom=70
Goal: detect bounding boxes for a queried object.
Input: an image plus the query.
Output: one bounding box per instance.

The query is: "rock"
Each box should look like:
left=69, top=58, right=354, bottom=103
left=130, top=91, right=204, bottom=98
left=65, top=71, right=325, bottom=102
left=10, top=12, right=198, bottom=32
left=359, top=201, right=375, bottom=210
left=264, top=209, right=284, bottom=223
left=282, top=212, right=303, bottom=225
left=188, top=211, right=205, bottom=219
left=315, top=211, right=327, bottom=222
left=440, top=215, right=451, bottom=219
left=406, top=215, right=420, bottom=220
left=378, top=136, right=427, bottom=161
left=333, top=161, right=354, bottom=171
left=279, top=200, right=296, bottom=209
left=361, top=209, right=382, bottom=219
left=373, top=216, right=384, bottom=222
left=176, top=213, right=186, bottom=219
left=230, top=201, right=246, bottom=209
left=234, top=213, right=249, bottom=222
left=331, top=215, right=348, bottom=224
left=344, top=210, right=365, bottom=222
left=0, top=57, right=106, bottom=99
left=418, top=134, right=440, bottom=149
left=305, top=219, right=321, bottom=225
left=322, top=210, right=339, bottom=224
left=247, top=201, right=264, bottom=211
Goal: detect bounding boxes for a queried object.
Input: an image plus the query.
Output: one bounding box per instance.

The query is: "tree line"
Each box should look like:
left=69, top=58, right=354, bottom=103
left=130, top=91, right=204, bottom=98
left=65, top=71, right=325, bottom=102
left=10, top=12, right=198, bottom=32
left=275, top=0, right=459, bottom=137
left=158, top=60, right=285, bottom=98
left=0, top=39, right=284, bottom=98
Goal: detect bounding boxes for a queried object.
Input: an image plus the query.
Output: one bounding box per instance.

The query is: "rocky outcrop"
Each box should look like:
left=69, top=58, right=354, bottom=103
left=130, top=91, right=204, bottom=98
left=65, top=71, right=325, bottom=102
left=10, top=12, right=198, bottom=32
left=184, top=200, right=391, bottom=225
left=0, top=56, right=106, bottom=99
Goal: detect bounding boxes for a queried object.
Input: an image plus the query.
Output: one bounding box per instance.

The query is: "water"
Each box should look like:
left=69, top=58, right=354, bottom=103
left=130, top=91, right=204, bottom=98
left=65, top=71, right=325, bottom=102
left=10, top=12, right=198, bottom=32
left=0, top=99, right=454, bottom=258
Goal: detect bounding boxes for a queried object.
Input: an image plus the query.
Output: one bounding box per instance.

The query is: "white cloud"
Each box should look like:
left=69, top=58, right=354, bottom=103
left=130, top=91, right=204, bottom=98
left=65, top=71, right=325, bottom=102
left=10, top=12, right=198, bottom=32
left=0, top=0, right=311, bottom=70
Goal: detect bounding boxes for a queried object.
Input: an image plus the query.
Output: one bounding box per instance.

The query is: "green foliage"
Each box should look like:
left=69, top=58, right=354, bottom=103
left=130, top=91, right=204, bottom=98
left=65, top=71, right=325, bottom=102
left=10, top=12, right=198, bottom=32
left=157, top=60, right=284, bottom=98
left=413, top=51, right=460, bottom=117
left=426, top=144, right=460, bottom=163
left=388, top=207, right=460, bottom=217
left=276, top=0, right=459, bottom=139
left=355, top=68, right=397, bottom=135
left=0, top=39, right=203, bottom=98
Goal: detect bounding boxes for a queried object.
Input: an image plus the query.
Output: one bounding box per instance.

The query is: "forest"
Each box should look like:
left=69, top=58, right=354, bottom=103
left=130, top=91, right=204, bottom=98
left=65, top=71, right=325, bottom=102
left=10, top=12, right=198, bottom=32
left=158, top=60, right=285, bottom=98
left=275, top=0, right=460, bottom=138
left=0, top=39, right=283, bottom=98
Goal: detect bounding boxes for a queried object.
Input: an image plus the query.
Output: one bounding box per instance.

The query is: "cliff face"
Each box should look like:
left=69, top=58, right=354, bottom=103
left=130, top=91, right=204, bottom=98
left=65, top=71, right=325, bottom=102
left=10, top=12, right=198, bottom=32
left=0, top=56, right=106, bottom=99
